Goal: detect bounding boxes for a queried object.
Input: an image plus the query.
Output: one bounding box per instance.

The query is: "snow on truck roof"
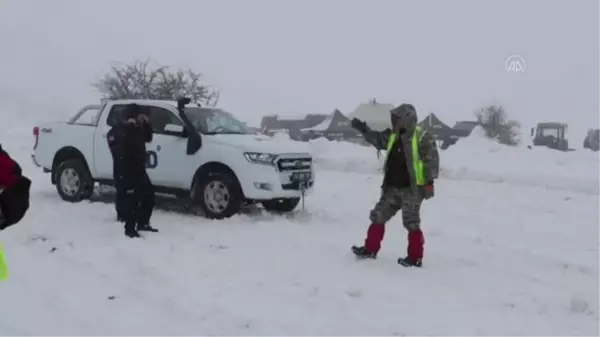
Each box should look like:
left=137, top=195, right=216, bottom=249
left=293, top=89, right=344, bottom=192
left=101, top=99, right=203, bottom=109
left=537, top=122, right=568, bottom=128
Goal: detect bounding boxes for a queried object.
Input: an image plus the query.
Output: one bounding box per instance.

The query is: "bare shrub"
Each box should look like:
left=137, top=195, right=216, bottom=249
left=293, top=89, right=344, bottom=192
left=475, top=104, right=521, bottom=146
left=92, top=58, right=219, bottom=106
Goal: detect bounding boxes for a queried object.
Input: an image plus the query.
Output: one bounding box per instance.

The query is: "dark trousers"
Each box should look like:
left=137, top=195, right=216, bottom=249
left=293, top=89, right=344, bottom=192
left=0, top=176, right=31, bottom=231
left=113, top=162, right=126, bottom=219
left=122, top=172, right=154, bottom=232
left=114, top=175, right=126, bottom=219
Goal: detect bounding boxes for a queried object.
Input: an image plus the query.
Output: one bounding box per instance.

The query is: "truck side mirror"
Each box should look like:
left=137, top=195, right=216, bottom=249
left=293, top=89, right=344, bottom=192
left=164, top=124, right=186, bottom=137
left=530, top=127, right=534, bottom=136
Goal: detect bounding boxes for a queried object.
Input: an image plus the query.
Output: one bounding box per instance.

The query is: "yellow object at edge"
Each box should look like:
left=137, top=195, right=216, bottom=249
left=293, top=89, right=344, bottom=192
left=0, top=244, right=8, bottom=281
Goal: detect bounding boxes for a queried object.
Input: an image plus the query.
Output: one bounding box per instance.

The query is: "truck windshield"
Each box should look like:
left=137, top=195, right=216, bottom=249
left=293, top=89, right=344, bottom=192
left=539, top=128, right=560, bottom=138
left=184, top=107, right=251, bottom=135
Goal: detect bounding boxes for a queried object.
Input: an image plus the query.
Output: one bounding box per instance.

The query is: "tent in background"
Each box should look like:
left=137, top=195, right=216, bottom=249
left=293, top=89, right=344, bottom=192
left=259, top=113, right=327, bottom=140
left=418, top=113, right=455, bottom=137
left=300, top=109, right=361, bottom=141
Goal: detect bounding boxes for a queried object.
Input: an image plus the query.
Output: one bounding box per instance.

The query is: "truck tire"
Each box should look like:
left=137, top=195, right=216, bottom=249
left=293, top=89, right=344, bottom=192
left=262, top=198, right=300, bottom=213
left=54, top=159, right=94, bottom=202
left=193, top=172, right=242, bottom=219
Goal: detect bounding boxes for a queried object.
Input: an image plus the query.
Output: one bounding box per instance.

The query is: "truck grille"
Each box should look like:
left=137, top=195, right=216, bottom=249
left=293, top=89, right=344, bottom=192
left=276, top=157, right=312, bottom=172
left=282, top=181, right=314, bottom=190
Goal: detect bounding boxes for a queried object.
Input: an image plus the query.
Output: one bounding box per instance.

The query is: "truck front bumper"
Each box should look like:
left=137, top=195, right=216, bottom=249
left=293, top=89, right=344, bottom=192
left=240, top=158, right=315, bottom=200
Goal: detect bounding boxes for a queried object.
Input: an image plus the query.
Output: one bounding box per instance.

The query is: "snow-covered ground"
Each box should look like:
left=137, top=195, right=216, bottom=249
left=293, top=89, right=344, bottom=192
left=0, top=103, right=598, bottom=335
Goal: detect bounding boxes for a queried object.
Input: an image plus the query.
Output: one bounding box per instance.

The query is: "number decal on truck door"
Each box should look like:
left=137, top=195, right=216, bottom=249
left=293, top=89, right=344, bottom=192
left=146, top=150, right=158, bottom=169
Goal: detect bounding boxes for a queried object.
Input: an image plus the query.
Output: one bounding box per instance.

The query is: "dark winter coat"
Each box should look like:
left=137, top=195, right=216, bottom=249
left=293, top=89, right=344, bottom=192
left=119, top=122, right=153, bottom=180
left=384, top=140, right=411, bottom=188
left=107, top=125, right=122, bottom=180
left=0, top=145, right=31, bottom=230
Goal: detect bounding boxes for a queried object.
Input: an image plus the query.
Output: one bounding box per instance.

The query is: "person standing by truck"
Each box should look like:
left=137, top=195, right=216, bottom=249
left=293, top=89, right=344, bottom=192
left=118, top=104, right=158, bottom=238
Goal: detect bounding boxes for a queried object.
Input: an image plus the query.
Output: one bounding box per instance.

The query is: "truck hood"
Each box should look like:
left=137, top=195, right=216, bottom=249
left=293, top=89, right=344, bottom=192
left=206, top=134, right=311, bottom=155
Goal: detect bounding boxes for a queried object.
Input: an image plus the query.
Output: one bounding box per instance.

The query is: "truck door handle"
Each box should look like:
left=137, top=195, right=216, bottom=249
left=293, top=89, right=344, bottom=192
left=101, top=133, right=107, bottom=138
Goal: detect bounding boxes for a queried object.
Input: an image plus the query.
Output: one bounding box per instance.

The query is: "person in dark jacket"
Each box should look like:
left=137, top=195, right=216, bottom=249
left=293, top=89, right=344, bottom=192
left=350, top=104, right=440, bottom=267
left=107, top=122, right=126, bottom=222
left=118, top=104, right=158, bottom=238
left=0, top=144, right=31, bottom=231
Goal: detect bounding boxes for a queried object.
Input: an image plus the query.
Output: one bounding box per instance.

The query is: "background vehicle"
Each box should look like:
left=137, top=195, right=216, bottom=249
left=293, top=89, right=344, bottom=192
left=583, top=128, right=599, bottom=151
left=31, top=98, right=315, bottom=219
left=530, top=122, right=569, bottom=152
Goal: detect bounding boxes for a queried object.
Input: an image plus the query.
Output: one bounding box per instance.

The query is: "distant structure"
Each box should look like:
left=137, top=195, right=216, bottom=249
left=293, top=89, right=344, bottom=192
left=418, top=113, right=462, bottom=149
left=299, top=109, right=362, bottom=142
left=418, top=113, right=456, bottom=139
left=260, top=113, right=327, bottom=140
left=241, top=122, right=261, bottom=134
left=348, top=98, right=395, bottom=131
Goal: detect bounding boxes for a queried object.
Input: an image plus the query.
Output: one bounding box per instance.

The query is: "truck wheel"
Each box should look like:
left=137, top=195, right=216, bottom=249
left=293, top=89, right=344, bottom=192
left=54, top=159, right=94, bottom=202
left=262, top=198, right=300, bottom=213
left=194, top=172, right=242, bottom=219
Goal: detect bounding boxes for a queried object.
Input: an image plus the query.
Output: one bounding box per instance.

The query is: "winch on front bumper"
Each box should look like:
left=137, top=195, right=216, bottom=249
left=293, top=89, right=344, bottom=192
left=276, top=156, right=314, bottom=191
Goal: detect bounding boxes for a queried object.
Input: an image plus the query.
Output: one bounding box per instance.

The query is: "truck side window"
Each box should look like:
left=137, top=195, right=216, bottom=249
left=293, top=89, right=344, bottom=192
left=71, top=106, right=102, bottom=125
left=106, top=105, right=129, bottom=127
left=145, top=106, right=184, bottom=135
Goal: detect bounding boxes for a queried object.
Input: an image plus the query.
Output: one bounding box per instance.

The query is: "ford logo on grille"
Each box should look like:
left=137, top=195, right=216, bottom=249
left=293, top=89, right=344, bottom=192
left=294, top=161, right=303, bottom=168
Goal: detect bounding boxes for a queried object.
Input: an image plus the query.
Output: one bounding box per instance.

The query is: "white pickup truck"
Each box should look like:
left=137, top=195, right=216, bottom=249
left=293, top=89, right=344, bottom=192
left=31, top=98, right=314, bottom=219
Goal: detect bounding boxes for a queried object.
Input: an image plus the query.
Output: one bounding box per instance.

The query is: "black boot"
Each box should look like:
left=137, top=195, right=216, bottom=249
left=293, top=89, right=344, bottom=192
left=398, top=256, right=422, bottom=267
left=351, top=245, right=377, bottom=259
left=137, top=224, right=158, bottom=232
left=124, top=221, right=140, bottom=238
left=125, top=229, right=141, bottom=238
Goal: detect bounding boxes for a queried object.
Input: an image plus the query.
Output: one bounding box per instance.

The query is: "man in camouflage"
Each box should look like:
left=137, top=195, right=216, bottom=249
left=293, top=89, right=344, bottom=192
left=350, top=103, right=440, bottom=267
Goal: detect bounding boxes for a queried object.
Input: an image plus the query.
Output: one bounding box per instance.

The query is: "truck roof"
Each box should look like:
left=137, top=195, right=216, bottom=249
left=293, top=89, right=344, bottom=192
left=537, top=122, right=567, bottom=128
left=101, top=99, right=202, bottom=109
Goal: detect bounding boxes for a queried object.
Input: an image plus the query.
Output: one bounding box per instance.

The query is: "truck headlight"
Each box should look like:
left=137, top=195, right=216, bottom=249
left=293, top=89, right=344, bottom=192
left=244, top=152, right=277, bottom=165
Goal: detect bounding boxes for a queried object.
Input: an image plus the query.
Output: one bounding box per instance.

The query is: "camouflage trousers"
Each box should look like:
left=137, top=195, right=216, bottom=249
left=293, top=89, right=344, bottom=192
left=369, top=187, right=423, bottom=231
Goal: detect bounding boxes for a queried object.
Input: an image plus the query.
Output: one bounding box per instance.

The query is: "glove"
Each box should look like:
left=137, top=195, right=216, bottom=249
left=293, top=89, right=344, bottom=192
left=423, top=181, right=434, bottom=200
left=351, top=118, right=368, bottom=133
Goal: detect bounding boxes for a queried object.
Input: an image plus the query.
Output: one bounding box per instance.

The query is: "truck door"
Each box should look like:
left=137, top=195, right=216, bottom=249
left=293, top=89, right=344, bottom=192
left=93, top=104, right=128, bottom=181
left=143, top=105, right=191, bottom=189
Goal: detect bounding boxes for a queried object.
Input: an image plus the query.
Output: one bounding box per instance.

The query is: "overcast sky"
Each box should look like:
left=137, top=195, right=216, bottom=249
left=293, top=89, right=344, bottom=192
left=0, top=0, right=597, bottom=139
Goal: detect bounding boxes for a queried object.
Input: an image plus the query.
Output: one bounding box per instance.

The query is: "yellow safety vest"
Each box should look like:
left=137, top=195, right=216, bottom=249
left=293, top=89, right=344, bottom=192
left=0, top=244, right=8, bottom=281
left=385, top=126, right=427, bottom=186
